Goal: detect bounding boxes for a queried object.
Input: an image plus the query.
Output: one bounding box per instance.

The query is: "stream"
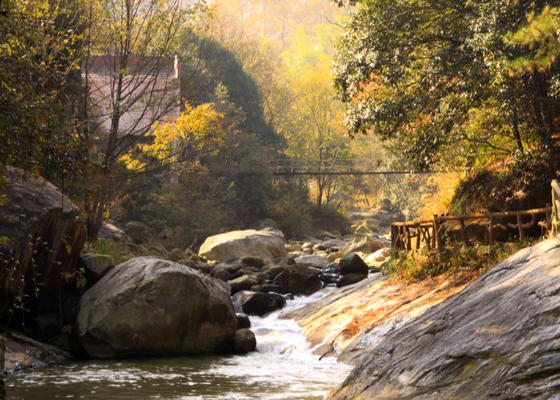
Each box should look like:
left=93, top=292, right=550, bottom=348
left=5, top=288, right=352, bottom=400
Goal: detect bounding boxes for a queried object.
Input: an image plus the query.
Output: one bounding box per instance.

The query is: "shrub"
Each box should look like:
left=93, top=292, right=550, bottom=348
left=385, top=238, right=542, bottom=283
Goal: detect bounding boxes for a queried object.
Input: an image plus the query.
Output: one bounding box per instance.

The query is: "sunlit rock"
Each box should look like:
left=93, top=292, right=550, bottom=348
left=199, top=229, right=287, bottom=263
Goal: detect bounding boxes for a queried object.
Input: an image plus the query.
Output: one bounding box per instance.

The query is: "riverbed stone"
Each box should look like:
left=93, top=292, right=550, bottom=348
left=241, top=256, right=265, bottom=269
left=285, top=265, right=323, bottom=296
left=294, top=255, right=329, bottom=268
left=98, top=222, right=129, bottom=242
left=4, top=331, right=72, bottom=373
left=343, top=236, right=383, bottom=255
left=269, top=292, right=286, bottom=309
left=285, top=244, right=302, bottom=252
left=212, top=257, right=244, bottom=277
left=76, top=257, right=237, bottom=358
left=329, top=237, right=560, bottom=400
left=228, top=275, right=260, bottom=295
left=232, top=291, right=278, bottom=316
left=339, top=253, right=368, bottom=275
left=364, top=248, right=390, bottom=265
left=226, top=329, right=257, bottom=354
left=337, top=273, right=367, bottom=288
left=80, top=254, right=115, bottom=281
left=236, top=313, right=251, bottom=329
left=199, top=229, right=288, bottom=263
left=125, top=221, right=149, bottom=243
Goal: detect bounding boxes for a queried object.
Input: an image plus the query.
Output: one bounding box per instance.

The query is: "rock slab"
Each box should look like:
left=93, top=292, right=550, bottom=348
left=0, top=167, right=87, bottom=316
left=77, top=257, right=237, bottom=358
left=329, top=237, right=560, bottom=400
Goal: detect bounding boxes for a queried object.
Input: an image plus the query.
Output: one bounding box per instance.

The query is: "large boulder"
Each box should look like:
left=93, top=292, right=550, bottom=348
left=199, top=229, right=288, bottom=263
left=0, top=167, right=87, bottom=317
left=76, top=257, right=237, bottom=358
left=329, top=237, right=560, bottom=400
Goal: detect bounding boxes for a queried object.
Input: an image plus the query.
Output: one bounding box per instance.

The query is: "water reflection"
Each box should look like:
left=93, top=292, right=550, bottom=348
left=7, top=352, right=349, bottom=399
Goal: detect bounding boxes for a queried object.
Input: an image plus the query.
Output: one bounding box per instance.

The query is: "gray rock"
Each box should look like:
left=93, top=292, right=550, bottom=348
left=236, top=313, right=251, bottom=329
left=80, top=254, right=115, bottom=280
left=98, top=222, right=128, bottom=242
left=232, top=291, right=278, bottom=316
left=228, top=275, right=260, bottom=295
left=336, top=273, right=367, bottom=288
left=261, top=284, right=283, bottom=294
left=212, top=257, right=244, bottom=277
left=199, top=229, right=288, bottom=263
left=329, top=237, right=560, bottom=400
left=274, top=265, right=323, bottom=296
left=343, top=236, right=384, bottom=255
left=125, top=221, right=149, bottom=243
left=320, top=274, right=340, bottom=285
left=4, top=331, right=72, bottom=373
left=268, top=292, right=286, bottom=309
left=294, top=255, right=330, bottom=268
left=339, top=253, right=369, bottom=275
left=226, top=329, right=257, bottom=354
left=167, top=251, right=183, bottom=262
left=0, top=167, right=87, bottom=317
left=76, top=257, right=237, bottom=358
left=230, top=267, right=258, bottom=280
left=241, top=256, right=265, bottom=269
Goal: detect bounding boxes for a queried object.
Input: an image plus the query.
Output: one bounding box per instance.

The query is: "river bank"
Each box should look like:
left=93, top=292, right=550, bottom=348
left=5, top=288, right=353, bottom=400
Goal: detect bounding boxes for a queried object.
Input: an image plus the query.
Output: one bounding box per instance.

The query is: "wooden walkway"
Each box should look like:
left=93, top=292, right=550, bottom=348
left=269, top=159, right=432, bottom=176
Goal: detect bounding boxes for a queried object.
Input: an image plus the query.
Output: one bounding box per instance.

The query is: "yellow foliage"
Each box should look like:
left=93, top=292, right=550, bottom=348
left=121, top=102, right=225, bottom=170
left=417, top=172, right=462, bottom=219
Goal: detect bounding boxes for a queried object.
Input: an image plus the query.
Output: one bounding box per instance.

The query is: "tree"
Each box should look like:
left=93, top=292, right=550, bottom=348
left=0, top=0, right=88, bottom=182
left=81, top=0, right=199, bottom=238
left=279, top=60, right=350, bottom=212
left=331, top=0, right=560, bottom=171
left=120, top=101, right=226, bottom=172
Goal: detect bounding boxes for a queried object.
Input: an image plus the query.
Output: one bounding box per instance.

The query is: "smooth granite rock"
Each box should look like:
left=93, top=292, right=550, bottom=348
left=329, top=237, right=560, bottom=400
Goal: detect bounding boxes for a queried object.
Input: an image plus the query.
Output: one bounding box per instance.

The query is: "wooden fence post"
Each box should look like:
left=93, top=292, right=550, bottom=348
left=488, top=212, right=494, bottom=257
left=405, top=226, right=411, bottom=251
left=546, top=203, right=552, bottom=234
left=433, top=214, right=443, bottom=254
left=517, top=212, right=524, bottom=242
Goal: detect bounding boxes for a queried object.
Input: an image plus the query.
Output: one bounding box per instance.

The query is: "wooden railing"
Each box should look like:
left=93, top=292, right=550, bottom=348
left=552, top=180, right=560, bottom=237
left=391, top=206, right=552, bottom=254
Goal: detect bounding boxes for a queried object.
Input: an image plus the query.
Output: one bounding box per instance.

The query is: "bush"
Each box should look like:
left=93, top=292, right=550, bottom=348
left=385, top=238, right=542, bottom=283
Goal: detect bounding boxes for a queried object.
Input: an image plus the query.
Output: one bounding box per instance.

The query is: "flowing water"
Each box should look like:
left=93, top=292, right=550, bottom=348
left=5, top=288, right=352, bottom=400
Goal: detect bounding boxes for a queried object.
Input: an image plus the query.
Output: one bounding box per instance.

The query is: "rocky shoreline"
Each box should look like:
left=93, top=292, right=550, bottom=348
left=4, top=169, right=559, bottom=399
left=0, top=167, right=398, bottom=376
